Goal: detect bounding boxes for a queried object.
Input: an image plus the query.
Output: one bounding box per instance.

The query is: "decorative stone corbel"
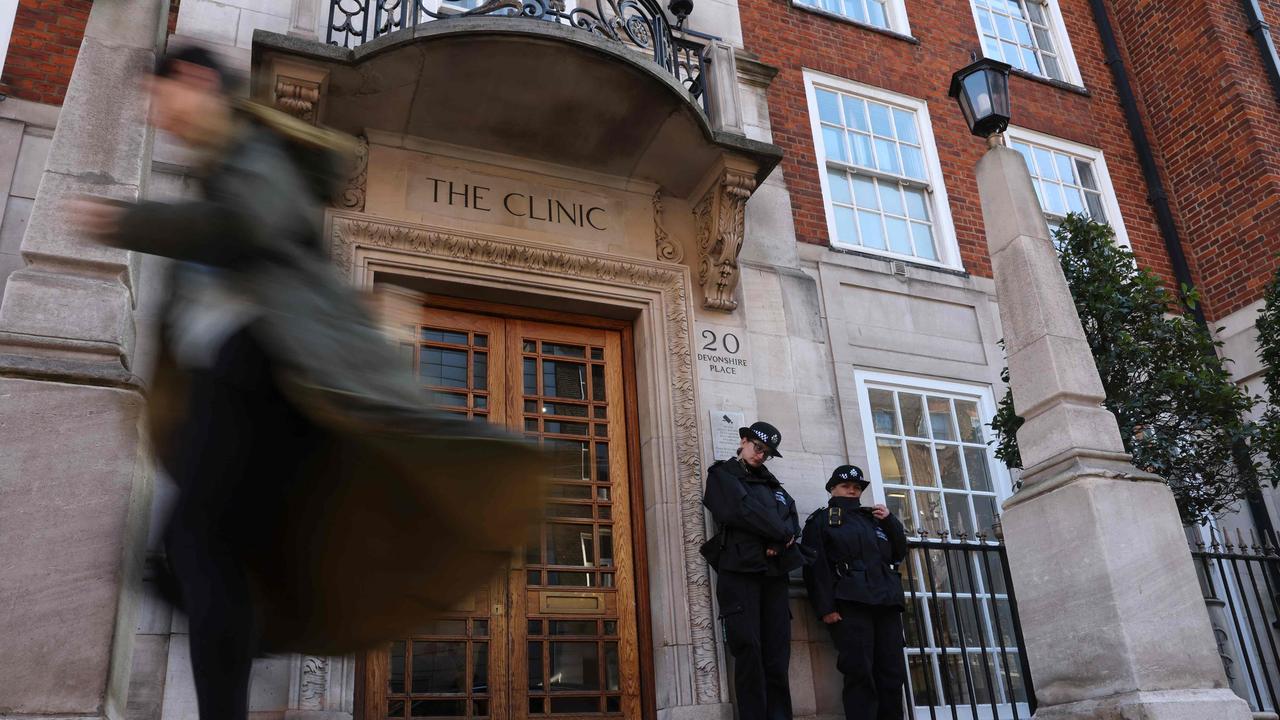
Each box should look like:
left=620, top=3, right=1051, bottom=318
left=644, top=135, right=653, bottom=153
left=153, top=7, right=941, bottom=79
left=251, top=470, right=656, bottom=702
left=692, top=166, right=756, bottom=311
left=654, top=190, right=682, bottom=262
left=260, top=55, right=331, bottom=126
left=335, top=135, right=368, bottom=211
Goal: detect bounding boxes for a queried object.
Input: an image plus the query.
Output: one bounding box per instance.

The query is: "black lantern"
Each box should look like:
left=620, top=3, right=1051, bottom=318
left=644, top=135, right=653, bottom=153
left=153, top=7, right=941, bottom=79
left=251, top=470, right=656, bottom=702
left=668, top=0, right=693, bottom=27
left=948, top=58, right=1012, bottom=138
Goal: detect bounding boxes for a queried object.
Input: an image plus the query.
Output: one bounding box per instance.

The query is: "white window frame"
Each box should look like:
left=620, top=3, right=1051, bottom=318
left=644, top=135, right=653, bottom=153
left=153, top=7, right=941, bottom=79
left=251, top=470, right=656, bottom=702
left=968, top=0, right=1084, bottom=87
left=853, top=370, right=1013, bottom=513
left=803, top=70, right=962, bottom=271
left=1005, top=125, right=1131, bottom=249
left=791, top=0, right=912, bottom=37
left=0, top=0, right=18, bottom=82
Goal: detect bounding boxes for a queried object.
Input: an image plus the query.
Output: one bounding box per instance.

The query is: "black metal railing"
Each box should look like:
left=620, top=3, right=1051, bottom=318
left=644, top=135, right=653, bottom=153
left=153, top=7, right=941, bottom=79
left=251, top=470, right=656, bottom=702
left=1191, top=528, right=1280, bottom=714
left=902, top=532, right=1036, bottom=720
left=325, top=0, right=712, bottom=107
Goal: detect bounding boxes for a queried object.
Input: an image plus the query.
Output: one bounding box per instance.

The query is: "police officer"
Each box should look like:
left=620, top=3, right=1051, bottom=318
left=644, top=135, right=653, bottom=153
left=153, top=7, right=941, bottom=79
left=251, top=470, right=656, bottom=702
left=701, top=421, right=805, bottom=720
left=802, top=465, right=909, bottom=720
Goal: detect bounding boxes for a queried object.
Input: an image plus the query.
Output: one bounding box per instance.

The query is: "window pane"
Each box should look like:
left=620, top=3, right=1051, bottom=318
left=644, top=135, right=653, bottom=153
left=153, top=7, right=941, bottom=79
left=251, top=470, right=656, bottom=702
left=916, top=490, right=945, bottom=534
left=927, top=396, right=955, bottom=440
left=389, top=640, right=406, bottom=693
left=835, top=207, right=858, bottom=245
left=936, top=444, right=965, bottom=489
left=954, top=400, right=982, bottom=443
left=886, top=488, right=915, bottom=532
left=866, top=0, right=887, bottom=26
left=549, top=642, right=600, bottom=691
left=547, top=523, right=594, bottom=566
left=900, top=145, right=926, bottom=180
left=886, top=217, right=912, bottom=255
left=874, top=138, right=902, bottom=174
left=529, top=641, right=544, bottom=690
left=907, top=441, right=939, bottom=487
left=1085, top=191, right=1106, bottom=220
left=878, top=438, right=906, bottom=484
left=892, top=108, right=918, bottom=144
left=879, top=183, right=905, bottom=216
left=945, top=491, right=974, bottom=535
left=963, top=447, right=993, bottom=493
left=847, top=132, right=873, bottom=167
left=911, top=223, right=938, bottom=261
left=974, top=494, right=1000, bottom=536
left=421, top=347, right=468, bottom=388
left=828, top=171, right=852, bottom=205
left=859, top=210, right=886, bottom=250
left=823, top=126, right=848, bottom=162
left=1065, top=186, right=1086, bottom=214
left=900, top=393, right=928, bottom=437
left=543, top=360, right=587, bottom=400
left=843, top=95, right=869, bottom=131
left=1077, top=160, right=1098, bottom=189
left=852, top=175, right=879, bottom=209
left=869, top=388, right=898, bottom=434
left=904, top=188, right=929, bottom=220
left=816, top=89, right=841, bottom=124
left=868, top=103, right=894, bottom=137
left=412, top=641, right=465, bottom=693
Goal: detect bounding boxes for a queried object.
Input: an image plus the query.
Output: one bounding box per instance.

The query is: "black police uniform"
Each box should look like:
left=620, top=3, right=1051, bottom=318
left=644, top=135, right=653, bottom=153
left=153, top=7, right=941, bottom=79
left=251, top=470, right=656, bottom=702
left=703, top=457, right=804, bottom=720
left=802, top=494, right=909, bottom=720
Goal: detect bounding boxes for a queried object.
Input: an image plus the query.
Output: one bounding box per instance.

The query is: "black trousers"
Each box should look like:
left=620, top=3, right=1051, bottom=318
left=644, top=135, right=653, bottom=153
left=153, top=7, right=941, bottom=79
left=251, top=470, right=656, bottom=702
left=826, top=601, right=907, bottom=720
left=163, top=327, right=318, bottom=720
left=716, top=570, right=793, bottom=720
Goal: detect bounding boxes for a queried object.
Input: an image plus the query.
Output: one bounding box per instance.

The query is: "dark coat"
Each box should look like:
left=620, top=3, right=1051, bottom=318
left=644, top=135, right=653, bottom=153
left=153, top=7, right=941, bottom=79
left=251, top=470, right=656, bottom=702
left=702, top=458, right=805, bottom=576
left=801, top=496, right=908, bottom=616
left=106, top=103, right=548, bottom=655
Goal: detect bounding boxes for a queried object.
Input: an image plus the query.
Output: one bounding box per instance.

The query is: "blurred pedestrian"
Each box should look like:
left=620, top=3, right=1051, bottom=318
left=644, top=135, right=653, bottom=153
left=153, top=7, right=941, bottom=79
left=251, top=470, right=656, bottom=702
left=802, top=465, right=908, bottom=720
left=73, top=45, right=546, bottom=720
left=700, top=421, right=805, bottom=720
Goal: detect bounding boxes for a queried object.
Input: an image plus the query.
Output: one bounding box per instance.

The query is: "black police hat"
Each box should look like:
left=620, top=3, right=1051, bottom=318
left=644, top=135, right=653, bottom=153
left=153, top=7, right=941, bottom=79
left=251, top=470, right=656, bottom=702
left=826, top=464, right=868, bottom=492
left=739, top=421, right=783, bottom=458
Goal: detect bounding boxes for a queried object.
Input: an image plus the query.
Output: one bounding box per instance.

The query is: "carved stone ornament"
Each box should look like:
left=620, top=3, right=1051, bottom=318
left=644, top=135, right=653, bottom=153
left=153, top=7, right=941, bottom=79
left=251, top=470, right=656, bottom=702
left=327, top=211, right=723, bottom=704
left=274, top=75, right=322, bottom=124
left=335, top=136, right=368, bottom=211
left=693, top=167, right=756, bottom=311
left=654, top=190, right=682, bottom=263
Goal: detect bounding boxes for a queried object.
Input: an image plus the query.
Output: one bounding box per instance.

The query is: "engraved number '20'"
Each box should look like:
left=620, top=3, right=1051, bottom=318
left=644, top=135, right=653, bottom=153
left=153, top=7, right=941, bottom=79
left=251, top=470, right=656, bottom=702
left=701, top=330, right=740, bottom=354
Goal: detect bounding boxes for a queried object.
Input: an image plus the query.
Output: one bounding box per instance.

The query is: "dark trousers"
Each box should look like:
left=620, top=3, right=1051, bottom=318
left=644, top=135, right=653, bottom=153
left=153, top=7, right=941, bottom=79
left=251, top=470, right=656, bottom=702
left=164, top=327, right=317, bottom=720
left=826, top=601, right=907, bottom=720
left=716, top=570, right=793, bottom=720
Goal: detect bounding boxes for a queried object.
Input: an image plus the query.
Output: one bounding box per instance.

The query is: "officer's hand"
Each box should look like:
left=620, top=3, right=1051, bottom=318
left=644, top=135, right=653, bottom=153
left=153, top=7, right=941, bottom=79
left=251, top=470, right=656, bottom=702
left=765, top=546, right=779, bottom=557
left=871, top=504, right=890, bottom=520
left=822, top=612, right=842, bottom=624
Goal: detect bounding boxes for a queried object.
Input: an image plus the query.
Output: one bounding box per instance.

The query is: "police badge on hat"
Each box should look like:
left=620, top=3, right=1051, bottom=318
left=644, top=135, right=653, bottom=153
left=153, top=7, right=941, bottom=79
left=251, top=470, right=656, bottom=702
left=826, top=464, right=869, bottom=492
left=738, top=421, right=783, bottom=458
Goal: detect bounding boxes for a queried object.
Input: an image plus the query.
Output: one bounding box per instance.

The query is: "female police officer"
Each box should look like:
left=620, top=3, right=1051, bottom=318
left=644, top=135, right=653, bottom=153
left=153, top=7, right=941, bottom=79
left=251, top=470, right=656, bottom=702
left=802, top=465, right=909, bottom=720
left=701, top=421, right=805, bottom=720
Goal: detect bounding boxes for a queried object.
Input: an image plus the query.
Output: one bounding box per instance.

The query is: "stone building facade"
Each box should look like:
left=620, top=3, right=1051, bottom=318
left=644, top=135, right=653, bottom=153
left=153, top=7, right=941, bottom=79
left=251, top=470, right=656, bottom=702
left=0, top=0, right=1278, bottom=718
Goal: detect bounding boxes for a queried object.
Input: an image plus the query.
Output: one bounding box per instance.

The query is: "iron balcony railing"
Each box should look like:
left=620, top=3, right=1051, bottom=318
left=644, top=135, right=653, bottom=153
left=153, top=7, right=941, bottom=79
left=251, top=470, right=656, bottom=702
left=1192, top=528, right=1280, bottom=714
left=325, top=0, right=713, bottom=110
left=903, top=531, right=1036, bottom=720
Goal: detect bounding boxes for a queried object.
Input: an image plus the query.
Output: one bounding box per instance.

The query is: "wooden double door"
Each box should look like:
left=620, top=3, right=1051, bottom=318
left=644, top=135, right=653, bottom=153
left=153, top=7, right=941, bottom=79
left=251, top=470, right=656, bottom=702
left=361, top=305, right=643, bottom=720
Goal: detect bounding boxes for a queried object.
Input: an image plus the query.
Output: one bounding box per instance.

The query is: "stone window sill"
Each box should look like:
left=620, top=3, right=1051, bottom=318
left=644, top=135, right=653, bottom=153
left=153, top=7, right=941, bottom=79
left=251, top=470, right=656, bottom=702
left=790, top=2, right=920, bottom=45
left=1009, top=67, right=1090, bottom=97
left=828, top=244, right=972, bottom=279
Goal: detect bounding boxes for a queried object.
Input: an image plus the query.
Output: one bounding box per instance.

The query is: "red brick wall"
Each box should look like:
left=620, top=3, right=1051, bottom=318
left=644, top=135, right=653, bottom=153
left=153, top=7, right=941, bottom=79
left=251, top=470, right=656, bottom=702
left=1111, top=0, right=1280, bottom=321
left=737, top=0, right=1177, bottom=286
left=1, top=0, right=180, bottom=106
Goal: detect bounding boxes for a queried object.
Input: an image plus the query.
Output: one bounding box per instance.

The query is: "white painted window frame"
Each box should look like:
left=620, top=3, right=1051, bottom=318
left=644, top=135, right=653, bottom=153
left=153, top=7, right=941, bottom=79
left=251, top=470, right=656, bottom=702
left=968, top=0, right=1085, bottom=87
left=1004, top=124, right=1131, bottom=249
left=0, top=0, right=18, bottom=83
left=853, top=370, right=1013, bottom=510
left=791, top=0, right=912, bottom=37
left=803, top=69, right=962, bottom=271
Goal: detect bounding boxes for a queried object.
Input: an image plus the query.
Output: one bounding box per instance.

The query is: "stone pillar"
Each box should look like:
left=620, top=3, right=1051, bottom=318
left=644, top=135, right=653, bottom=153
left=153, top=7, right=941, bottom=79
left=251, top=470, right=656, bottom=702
left=975, top=143, right=1252, bottom=719
left=0, top=0, right=168, bottom=717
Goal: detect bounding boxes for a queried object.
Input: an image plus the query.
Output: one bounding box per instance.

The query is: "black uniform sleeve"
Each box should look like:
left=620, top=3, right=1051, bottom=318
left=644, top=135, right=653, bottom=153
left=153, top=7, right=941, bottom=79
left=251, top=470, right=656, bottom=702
left=882, top=512, right=908, bottom=564
left=111, top=200, right=256, bottom=267
left=801, top=512, right=836, bottom=618
left=702, top=466, right=791, bottom=543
